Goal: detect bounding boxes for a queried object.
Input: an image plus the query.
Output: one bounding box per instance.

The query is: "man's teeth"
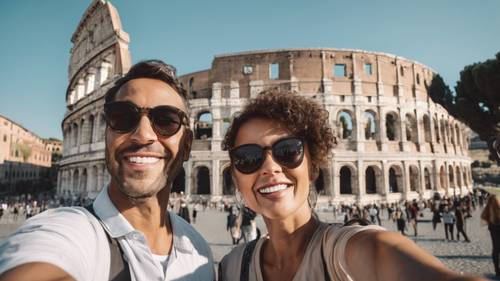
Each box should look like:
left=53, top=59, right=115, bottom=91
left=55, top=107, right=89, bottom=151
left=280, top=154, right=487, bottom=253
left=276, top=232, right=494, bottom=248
left=258, top=184, right=289, bottom=194
left=128, top=156, right=160, bottom=164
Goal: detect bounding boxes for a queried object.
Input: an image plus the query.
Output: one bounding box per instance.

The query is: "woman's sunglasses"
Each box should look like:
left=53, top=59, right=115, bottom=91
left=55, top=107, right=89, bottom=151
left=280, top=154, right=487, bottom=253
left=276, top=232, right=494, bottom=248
left=104, top=101, right=189, bottom=137
left=229, top=137, right=304, bottom=174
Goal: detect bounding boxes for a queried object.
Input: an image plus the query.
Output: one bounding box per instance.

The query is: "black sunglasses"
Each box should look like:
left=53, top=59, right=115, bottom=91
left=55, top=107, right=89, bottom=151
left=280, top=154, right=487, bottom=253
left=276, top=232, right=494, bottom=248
left=104, top=101, right=189, bottom=136
left=229, top=137, right=304, bottom=174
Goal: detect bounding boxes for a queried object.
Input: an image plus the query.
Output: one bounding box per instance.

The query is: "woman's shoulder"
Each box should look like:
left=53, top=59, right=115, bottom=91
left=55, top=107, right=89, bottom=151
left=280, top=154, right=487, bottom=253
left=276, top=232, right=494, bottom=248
left=220, top=238, right=265, bottom=280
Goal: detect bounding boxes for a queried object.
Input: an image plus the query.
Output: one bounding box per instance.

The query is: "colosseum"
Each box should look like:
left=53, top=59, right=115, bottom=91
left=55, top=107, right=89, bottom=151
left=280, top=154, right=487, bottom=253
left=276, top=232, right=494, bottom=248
left=58, top=0, right=473, bottom=205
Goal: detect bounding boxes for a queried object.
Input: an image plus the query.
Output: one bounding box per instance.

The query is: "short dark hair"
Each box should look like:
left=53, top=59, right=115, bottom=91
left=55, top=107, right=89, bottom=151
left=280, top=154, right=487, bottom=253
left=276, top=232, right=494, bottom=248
left=104, top=60, right=188, bottom=108
left=222, top=89, right=336, bottom=179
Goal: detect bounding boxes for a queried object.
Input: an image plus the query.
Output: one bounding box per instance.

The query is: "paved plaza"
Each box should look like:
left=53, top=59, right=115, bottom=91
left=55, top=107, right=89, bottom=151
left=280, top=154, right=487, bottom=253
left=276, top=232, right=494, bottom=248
left=0, top=207, right=498, bottom=280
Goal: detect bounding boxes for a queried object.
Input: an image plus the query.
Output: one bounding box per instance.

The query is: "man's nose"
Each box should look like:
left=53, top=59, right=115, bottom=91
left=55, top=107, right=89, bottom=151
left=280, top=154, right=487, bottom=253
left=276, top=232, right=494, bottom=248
left=130, top=115, right=157, bottom=143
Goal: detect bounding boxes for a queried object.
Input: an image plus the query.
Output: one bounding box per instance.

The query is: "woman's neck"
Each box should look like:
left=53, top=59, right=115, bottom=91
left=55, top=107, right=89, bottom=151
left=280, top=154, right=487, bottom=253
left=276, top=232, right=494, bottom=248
left=262, top=207, right=319, bottom=269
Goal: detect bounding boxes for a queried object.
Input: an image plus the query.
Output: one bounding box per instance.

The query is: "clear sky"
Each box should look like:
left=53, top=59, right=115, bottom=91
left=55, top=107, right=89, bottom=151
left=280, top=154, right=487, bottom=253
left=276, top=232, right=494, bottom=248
left=0, top=0, right=499, bottom=140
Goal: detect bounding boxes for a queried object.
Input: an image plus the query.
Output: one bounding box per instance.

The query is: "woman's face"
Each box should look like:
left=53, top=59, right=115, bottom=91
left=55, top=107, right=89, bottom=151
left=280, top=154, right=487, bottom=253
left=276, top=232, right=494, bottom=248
left=232, top=118, right=312, bottom=220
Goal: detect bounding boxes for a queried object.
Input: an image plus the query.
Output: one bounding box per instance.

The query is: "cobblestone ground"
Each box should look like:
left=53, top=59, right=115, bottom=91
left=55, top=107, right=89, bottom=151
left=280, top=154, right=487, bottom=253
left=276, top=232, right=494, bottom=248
left=0, top=207, right=498, bottom=280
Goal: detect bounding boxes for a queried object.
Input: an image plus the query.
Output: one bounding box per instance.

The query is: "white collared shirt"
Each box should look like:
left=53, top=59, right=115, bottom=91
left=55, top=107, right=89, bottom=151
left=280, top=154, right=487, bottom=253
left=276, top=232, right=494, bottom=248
left=0, top=186, right=214, bottom=281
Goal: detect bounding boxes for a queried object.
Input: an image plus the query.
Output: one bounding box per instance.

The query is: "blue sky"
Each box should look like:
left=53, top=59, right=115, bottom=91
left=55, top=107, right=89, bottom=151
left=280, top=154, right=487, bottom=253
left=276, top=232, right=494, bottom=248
left=1, top=0, right=499, bottom=139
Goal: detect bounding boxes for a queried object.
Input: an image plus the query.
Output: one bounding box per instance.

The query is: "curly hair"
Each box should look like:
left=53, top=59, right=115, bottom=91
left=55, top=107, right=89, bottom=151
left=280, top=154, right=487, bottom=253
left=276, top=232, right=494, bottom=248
left=222, top=89, right=336, bottom=179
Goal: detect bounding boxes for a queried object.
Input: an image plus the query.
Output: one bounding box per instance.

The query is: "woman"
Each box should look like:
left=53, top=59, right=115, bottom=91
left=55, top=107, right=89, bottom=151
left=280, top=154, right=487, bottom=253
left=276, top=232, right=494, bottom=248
left=481, top=191, right=500, bottom=277
left=218, top=89, right=484, bottom=281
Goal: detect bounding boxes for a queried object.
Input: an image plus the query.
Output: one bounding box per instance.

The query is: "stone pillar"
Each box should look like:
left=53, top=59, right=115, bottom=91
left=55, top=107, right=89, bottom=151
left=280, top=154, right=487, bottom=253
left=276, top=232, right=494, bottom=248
left=379, top=107, right=387, bottom=151
left=418, top=160, right=426, bottom=199
left=352, top=53, right=362, bottom=97
left=250, top=80, right=264, bottom=98
left=355, top=106, right=364, bottom=152
left=331, top=161, right=339, bottom=199
left=85, top=70, right=96, bottom=95
left=212, top=82, right=222, bottom=100
left=376, top=56, right=385, bottom=96
left=212, top=160, right=220, bottom=196
left=76, top=79, right=85, bottom=101
left=381, top=160, right=390, bottom=198
left=357, top=160, right=365, bottom=200
left=399, top=109, right=408, bottom=151
left=185, top=161, right=192, bottom=196
left=403, top=161, right=410, bottom=200
left=415, top=110, right=425, bottom=152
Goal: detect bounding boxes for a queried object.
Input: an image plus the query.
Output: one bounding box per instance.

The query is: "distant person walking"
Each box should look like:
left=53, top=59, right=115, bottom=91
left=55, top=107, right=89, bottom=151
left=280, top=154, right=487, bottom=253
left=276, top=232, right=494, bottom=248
left=481, top=191, right=500, bottom=277
left=394, top=207, right=406, bottom=235
left=455, top=203, right=470, bottom=242
left=442, top=206, right=455, bottom=241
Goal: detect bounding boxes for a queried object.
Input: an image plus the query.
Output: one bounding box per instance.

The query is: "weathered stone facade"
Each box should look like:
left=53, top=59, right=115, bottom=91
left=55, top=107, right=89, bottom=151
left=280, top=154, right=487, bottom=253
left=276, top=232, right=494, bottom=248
left=59, top=0, right=473, bottom=204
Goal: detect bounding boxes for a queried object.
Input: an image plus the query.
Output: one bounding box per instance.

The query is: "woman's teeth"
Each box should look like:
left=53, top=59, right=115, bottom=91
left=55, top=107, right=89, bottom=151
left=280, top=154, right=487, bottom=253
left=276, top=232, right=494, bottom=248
left=258, top=184, right=289, bottom=194
left=128, top=156, right=160, bottom=164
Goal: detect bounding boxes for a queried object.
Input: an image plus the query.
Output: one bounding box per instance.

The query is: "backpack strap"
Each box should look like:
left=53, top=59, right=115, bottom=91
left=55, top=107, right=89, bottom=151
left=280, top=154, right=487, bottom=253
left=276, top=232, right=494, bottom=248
left=240, top=239, right=258, bottom=281
left=84, top=204, right=131, bottom=281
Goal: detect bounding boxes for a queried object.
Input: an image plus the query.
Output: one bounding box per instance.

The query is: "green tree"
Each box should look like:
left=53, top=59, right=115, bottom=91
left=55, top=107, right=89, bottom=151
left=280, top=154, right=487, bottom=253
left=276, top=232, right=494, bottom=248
left=429, top=51, right=500, bottom=157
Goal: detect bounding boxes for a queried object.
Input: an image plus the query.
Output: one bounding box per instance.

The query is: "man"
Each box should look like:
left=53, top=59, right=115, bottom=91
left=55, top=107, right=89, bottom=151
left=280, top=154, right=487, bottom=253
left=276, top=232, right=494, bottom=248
left=0, top=60, right=215, bottom=280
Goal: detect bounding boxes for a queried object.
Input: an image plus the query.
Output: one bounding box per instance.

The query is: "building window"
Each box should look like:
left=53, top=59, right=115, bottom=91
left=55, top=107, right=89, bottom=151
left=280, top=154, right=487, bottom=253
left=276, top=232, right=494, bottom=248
left=243, top=65, right=253, bottom=75
left=364, top=63, right=372, bottom=75
left=3, top=135, right=6, bottom=142
left=269, top=63, right=279, bottom=80
left=400, top=66, right=404, bottom=76
left=334, top=64, right=346, bottom=77
left=416, top=73, right=420, bottom=84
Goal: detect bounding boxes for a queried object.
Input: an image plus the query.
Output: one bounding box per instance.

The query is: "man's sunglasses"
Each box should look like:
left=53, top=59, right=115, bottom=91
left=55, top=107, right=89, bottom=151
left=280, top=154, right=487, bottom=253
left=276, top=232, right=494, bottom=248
left=229, top=137, right=304, bottom=174
left=104, top=101, right=189, bottom=136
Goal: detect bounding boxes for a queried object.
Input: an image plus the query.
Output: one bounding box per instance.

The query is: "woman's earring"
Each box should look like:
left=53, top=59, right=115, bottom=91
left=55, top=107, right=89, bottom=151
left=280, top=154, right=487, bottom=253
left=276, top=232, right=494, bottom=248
left=308, top=185, right=318, bottom=209
left=235, top=190, right=246, bottom=208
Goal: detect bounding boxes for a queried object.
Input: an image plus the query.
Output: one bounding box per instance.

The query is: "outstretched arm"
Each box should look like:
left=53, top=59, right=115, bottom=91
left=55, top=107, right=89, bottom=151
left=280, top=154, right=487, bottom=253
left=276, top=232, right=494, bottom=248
left=0, top=263, right=75, bottom=281
left=345, top=230, right=486, bottom=281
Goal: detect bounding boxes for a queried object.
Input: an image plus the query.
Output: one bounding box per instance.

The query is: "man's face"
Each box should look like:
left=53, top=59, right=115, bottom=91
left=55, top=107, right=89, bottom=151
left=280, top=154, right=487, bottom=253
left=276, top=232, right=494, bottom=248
left=105, top=78, right=191, bottom=201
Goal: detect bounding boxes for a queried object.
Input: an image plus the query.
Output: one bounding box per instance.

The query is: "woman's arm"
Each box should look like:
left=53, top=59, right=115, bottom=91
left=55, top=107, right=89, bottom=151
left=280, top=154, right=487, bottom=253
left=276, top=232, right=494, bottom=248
left=344, top=230, right=486, bottom=281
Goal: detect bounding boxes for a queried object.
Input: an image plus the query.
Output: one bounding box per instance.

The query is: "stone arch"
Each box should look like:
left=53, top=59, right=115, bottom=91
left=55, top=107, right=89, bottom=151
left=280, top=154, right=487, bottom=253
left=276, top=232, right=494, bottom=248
left=433, top=116, right=440, bottom=143
left=337, top=110, right=354, bottom=140
left=456, top=166, right=462, bottom=187
left=90, top=165, right=98, bottom=192
left=455, top=124, right=461, bottom=146
left=98, top=113, right=106, bottom=142
left=72, top=122, right=79, bottom=147
left=88, top=114, right=95, bottom=144
left=80, top=118, right=87, bottom=144
left=222, top=166, right=235, bottom=195
left=365, top=165, right=382, bottom=194
left=388, top=164, right=403, bottom=193
left=385, top=111, right=400, bottom=141
left=172, top=167, right=186, bottom=194
left=440, top=119, right=447, bottom=144
left=448, top=165, right=455, bottom=188
left=363, top=110, right=377, bottom=140
left=423, top=114, right=431, bottom=142
left=339, top=165, right=354, bottom=195
left=405, top=113, right=417, bottom=143
left=424, top=167, right=432, bottom=190
left=409, top=165, right=420, bottom=192
left=81, top=168, right=88, bottom=193
left=195, top=111, right=213, bottom=139
left=194, top=166, right=211, bottom=195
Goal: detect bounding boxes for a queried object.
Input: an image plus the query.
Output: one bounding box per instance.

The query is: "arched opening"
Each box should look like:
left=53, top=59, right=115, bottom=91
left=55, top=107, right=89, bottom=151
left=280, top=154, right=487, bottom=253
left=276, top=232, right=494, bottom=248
left=81, top=168, right=87, bottom=193
left=389, top=166, right=403, bottom=193
left=456, top=166, right=462, bottom=187
left=339, top=166, right=353, bottom=194
left=365, top=166, right=377, bottom=194
left=88, top=115, right=94, bottom=144
left=222, top=167, right=235, bottom=195
left=424, top=168, right=432, bottom=190
left=448, top=165, right=454, bottom=188
left=423, top=115, right=431, bottom=142
left=409, top=165, right=419, bottom=192
left=171, top=168, right=186, bottom=194
left=455, top=124, right=461, bottom=146
left=196, top=166, right=210, bottom=194
left=80, top=119, right=87, bottom=145
left=195, top=112, right=213, bottom=139
left=338, top=111, right=353, bottom=139
left=314, top=169, right=326, bottom=195
left=73, top=169, right=79, bottom=193
left=385, top=112, right=399, bottom=141
left=72, top=123, right=78, bottom=147
left=364, top=111, right=377, bottom=140
left=405, top=113, right=417, bottom=143
left=434, top=117, right=440, bottom=143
